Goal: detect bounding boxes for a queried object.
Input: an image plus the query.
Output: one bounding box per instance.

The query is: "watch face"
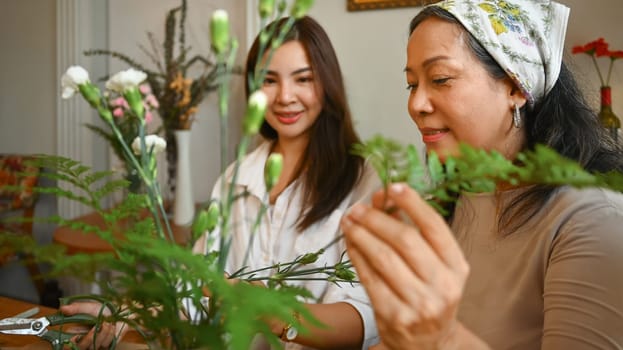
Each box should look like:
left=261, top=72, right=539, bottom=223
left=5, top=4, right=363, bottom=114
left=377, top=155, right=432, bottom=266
left=286, top=326, right=298, bottom=340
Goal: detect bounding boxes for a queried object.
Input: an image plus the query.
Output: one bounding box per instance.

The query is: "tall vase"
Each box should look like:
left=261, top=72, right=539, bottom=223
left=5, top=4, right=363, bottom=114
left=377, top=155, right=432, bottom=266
left=173, top=129, right=195, bottom=226
left=598, top=86, right=621, bottom=142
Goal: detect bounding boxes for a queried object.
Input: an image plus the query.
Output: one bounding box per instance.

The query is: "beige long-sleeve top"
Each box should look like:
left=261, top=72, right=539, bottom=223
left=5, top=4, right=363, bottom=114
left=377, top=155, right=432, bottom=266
left=452, top=186, right=623, bottom=349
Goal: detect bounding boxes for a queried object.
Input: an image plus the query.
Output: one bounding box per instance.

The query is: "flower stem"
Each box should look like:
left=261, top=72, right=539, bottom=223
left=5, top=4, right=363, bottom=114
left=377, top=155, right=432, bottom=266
left=606, top=58, right=615, bottom=86
left=591, top=55, right=606, bottom=86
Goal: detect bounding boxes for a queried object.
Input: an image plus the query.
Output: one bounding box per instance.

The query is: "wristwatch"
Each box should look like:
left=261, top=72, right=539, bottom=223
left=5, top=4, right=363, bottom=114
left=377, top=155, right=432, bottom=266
left=280, top=322, right=298, bottom=342
left=279, top=312, right=300, bottom=342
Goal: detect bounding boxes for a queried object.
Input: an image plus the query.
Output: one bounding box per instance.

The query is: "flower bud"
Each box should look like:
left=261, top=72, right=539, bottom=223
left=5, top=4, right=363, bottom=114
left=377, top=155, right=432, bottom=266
left=192, top=208, right=210, bottom=239
left=97, top=105, right=113, bottom=122
left=210, top=10, right=230, bottom=54
left=258, top=0, right=275, bottom=19
left=334, top=268, right=356, bottom=281
left=243, top=90, right=267, bottom=135
left=264, top=153, right=283, bottom=191
left=290, top=0, right=314, bottom=18
left=298, top=250, right=322, bottom=265
left=205, top=201, right=220, bottom=233
left=124, top=87, right=145, bottom=118
left=78, top=83, right=102, bottom=108
left=277, top=0, right=287, bottom=13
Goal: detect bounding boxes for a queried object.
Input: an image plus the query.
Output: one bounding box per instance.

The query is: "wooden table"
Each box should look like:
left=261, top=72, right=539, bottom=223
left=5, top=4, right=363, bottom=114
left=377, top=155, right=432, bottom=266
left=0, top=296, right=145, bottom=349
left=0, top=295, right=57, bottom=349
left=53, top=210, right=191, bottom=255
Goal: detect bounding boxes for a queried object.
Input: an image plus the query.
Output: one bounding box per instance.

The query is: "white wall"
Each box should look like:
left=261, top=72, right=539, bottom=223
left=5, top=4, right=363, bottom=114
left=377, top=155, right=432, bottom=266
left=0, top=0, right=56, bottom=154
left=309, top=1, right=422, bottom=150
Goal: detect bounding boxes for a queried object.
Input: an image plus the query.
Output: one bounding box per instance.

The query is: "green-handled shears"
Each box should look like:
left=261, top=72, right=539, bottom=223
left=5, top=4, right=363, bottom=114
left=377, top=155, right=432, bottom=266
left=0, top=312, right=97, bottom=349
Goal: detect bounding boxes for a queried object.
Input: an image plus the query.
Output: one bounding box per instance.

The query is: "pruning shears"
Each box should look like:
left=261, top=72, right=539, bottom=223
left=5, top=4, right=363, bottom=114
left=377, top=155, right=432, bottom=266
left=0, top=311, right=97, bottom=349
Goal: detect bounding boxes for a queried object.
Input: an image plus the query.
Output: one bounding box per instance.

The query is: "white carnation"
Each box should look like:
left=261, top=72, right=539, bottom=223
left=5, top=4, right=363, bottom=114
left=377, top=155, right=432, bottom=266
left=132, top=135, right=167, bottom=155
left=61, top=65, right=90, bottom=99
left=106, top=68, right=148, bottom=93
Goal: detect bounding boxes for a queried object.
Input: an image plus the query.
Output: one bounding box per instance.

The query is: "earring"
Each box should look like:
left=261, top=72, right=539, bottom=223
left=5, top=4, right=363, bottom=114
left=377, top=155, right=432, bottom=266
left=513, top=103, right=521, bottom=128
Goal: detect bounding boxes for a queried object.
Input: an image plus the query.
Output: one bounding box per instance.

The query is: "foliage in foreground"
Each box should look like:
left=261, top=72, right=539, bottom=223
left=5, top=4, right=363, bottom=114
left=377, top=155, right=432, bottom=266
left=353, top=135, right=623, bottom=214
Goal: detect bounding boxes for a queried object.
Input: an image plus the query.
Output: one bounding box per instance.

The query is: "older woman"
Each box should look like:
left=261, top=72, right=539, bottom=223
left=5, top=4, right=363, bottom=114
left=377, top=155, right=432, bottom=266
left=341, top=1, right=623, bottom=349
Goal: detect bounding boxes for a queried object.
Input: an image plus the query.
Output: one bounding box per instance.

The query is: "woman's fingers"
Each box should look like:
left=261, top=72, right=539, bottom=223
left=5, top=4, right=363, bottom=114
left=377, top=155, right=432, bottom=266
left=344, top=202, right=449, bottom=287
left=385, top=183, right=468, bottom=273
left=342, top=213, right=447, bottom=328
left=62, top=302, right=116, bottom=349
left=342, top=215, right=429, bottom=310
left=72, top=322, right=115, bottom=350
left=60, top=301, right=111, bottom=317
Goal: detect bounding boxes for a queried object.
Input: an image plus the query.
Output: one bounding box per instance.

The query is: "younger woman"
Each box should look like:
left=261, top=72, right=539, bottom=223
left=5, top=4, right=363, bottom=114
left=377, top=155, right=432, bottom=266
left=193, top=16, right=380, bottom=350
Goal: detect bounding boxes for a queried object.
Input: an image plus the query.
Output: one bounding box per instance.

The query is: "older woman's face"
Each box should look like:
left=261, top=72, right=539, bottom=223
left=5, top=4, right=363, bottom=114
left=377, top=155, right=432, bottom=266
left=405, top=17, right=525, bottom=161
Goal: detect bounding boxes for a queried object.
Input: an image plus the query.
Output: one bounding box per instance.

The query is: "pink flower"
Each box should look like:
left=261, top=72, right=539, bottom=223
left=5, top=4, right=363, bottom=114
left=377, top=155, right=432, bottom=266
left=145, top=111, right=153, bottom=124
left=139, top=84, right=152, bottom=94
left=145, top=94, right=159, bottom=108
left=113, top=108, right=125, bottom=118
left=112, top=97, right=129, bottom=108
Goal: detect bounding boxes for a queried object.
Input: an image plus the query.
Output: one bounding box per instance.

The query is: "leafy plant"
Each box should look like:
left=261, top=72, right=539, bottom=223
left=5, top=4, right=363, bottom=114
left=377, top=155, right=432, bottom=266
left=353, top=134, right=623, bottom=215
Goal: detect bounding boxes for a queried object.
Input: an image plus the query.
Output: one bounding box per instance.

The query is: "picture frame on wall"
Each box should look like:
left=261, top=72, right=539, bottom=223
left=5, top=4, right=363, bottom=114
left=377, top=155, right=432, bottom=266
left=347, top=0, right=435, bottom=11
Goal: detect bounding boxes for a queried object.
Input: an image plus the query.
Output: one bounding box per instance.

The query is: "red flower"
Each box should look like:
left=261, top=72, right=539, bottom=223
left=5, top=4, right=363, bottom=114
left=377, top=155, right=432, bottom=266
left=572, top=37, right=608, bottom=56
left=572, top=38, right=622, bottom=86
left=608, top=50, right=623, bottom=60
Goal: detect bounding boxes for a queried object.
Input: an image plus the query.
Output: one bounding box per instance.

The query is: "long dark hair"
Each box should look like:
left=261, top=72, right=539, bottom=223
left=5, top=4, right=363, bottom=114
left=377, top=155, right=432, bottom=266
left=245, top=16, right=364, bottom=231
left=410, top=7, right=623, bottom=233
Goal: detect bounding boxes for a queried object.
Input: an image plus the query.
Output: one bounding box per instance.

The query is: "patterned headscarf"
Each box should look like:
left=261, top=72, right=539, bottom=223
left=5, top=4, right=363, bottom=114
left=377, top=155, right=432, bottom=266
left=427, top=0, right=570, bottom=105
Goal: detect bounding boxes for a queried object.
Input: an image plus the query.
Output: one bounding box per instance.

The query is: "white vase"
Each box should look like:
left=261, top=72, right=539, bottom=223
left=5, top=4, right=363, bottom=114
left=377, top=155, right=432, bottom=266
left=173, top=129, right=195, bottom=226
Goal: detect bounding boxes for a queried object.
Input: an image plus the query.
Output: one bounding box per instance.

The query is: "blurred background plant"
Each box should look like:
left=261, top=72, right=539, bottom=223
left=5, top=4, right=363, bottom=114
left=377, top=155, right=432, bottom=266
left=84, top=81, right=159, bottom=194
left=84, top=0, right=228, bottom=197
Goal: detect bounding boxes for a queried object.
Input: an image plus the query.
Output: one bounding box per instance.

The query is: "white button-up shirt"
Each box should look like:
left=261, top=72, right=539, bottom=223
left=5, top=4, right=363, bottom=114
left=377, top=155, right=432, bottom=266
left=193, top=141, right=381, bottom=349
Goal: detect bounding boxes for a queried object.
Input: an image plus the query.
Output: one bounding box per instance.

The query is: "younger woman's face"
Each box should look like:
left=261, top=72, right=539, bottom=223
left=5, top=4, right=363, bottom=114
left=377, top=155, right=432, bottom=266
left=261, top=41, right=323, bottom=144
left=405, top=17, right=525, bottom=161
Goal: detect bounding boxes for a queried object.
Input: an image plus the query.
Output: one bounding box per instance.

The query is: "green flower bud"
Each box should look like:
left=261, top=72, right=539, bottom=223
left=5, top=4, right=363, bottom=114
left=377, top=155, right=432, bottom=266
left=124, top=87, right=145, bottom=118
left=334, top=268, right=356, bottom=281
left=258, top=0, right=275, bottom=19
left=277, top=0, right=287, bottom=13
left=298, top=250, right=322, bottom=265
left=264, top=153, right=283, bottom=191
left=244, top=90, right=267, bottom=135
left=210, top=9, right=230, bottom=54
left=290, top=0, right=314, bottom=18
left=78, top=83, right=102, bottom=109
left=97, top=105, right=113, bottom=122
left=192, top=209, right=210, bottom=239
left=205, top=202, right=220, bottom=233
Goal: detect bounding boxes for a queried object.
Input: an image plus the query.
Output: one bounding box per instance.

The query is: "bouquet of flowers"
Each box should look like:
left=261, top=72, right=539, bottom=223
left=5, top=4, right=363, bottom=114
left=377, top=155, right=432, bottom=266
left=85, top=0, right=226, bottom=195
left=572, top=37, right=623, bottom=88
left=76, top=70, right=160, bottom=193
left=572, top=38, right=623, bottom=140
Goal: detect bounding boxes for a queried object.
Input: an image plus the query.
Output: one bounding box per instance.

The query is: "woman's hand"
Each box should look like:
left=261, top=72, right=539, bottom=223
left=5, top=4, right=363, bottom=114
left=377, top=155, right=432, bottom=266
left=60, top=302, right=125, bottom=350
left=341, top=183, right=470, bottom=350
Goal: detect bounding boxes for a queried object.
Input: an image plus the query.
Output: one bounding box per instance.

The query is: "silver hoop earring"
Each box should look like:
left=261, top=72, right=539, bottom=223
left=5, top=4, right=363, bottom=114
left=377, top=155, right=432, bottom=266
left=513, top=103, right=521, bottom=128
